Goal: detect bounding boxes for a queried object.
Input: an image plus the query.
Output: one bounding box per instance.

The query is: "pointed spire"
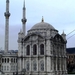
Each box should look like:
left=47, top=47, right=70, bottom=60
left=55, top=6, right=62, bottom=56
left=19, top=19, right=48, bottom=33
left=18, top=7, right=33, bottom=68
left=23, top=0, right=25, bottom=9
left=22, top=0, right=26, bottom=18
left=41, top=16, right=44, bottom=22
left=62, top=30, right=66, bottom=35
left=62, top=30, right=64, bottom=34
left=61, top=30, right=66, bottom=37
left=21, top=0, right=27, bottom=36
left=61, top=30, right=66, bottom=42
left=6, top=0, right=9, bottom=3
left=19, top=29, right=23, bottom=34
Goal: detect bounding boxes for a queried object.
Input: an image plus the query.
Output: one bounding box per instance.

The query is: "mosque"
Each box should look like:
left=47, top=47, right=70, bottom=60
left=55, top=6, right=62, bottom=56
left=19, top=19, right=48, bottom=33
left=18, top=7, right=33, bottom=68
left=0, top=0, right=67, bottom=75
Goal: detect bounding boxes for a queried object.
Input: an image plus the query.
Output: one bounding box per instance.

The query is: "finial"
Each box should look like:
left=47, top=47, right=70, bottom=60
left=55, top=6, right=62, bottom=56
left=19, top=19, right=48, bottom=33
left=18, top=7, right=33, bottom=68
left=41, top=16, right=44, bottom=22
left=23, top=0, right=25, bottom=9
left=62, top=30, right=65, bottom=34
left=20, top=29, right=22, bottom=33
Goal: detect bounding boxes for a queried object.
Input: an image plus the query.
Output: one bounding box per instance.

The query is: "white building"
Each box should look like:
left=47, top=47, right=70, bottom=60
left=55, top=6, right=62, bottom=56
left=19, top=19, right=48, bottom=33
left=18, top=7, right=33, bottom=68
left=0, top=0, right=67, bottom=75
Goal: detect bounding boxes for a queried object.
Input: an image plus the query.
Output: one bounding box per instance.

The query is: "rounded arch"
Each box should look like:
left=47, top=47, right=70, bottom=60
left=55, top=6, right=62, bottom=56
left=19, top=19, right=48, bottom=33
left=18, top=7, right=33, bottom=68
left=2, top=58, right=4, bottom=63
left=54, top=34, right=65, bottom=43
left=26, top=45, right=30, bottom=55
left=11, top=58, right=13, bottom=63
left=40, top=44, right=44, bottom=55
left=33, top=44, right=37, bottom=55
left=5, top=58, right=6, bottom=63
left=14, top=58, right=15, bottom=63
left=7, top=58, right=9, bottom=63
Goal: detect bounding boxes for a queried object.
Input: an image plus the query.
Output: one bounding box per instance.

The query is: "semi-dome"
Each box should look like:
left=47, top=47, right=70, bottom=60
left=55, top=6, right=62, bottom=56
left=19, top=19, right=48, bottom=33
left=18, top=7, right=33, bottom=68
left=31, top=17, right=55, bottom=30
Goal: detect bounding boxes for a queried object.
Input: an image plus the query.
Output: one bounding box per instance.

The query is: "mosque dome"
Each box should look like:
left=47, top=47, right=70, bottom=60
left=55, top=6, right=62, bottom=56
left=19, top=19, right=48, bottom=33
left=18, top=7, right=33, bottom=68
left=31, top=17, right=55, bottom=30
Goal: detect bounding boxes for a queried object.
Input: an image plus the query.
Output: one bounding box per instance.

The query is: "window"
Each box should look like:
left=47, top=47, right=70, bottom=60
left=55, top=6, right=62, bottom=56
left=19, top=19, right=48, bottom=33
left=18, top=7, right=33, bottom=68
left=4, top=66, right=6, bottom=71
left=11, top=66, right=15, bottom=71
left=16, top=66, right=17, bottom=70
left=7, top=66, right=9, bottom=70
left=40, top=44, right=44, bottom=55
left=41, top=63, right=44, bottom=71
left=1, top=66, right=3, bottom=71
left=7, top=58, right=9, bottom=63
left=26, top=45, right=30, bottom=55
left=5, top=58, right=6, bottom=63
left=2, top=58, right=4, bottom=63
left=57, top=58, right=59, bottom=70
left=33, top=61, right=37, bottom=71
left=40, top=60, right=44, bottom=71
left=13, top=66, right=15, bottom=71
left=11, top=58, right=13, bottom=63
left=14, top=58, right=15, bottom=63
left=11, top=66, right=12, bottom=70
left=33, top=44, right=37, bottom=55
left=16, top=59, right=17, bottom=63
left=26, top=62, right=29, bottom=71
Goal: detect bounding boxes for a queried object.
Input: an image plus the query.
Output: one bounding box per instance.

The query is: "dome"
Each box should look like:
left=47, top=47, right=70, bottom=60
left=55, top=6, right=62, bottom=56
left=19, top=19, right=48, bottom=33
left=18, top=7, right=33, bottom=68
left=31, top=17, right=55, bottom=30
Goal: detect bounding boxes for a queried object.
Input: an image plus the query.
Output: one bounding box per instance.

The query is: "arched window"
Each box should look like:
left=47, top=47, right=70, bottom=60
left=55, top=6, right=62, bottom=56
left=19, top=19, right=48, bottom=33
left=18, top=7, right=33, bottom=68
left=5, top=58, right=6, bottom=63
left=14, top=58, right=15, bottom=63
left=33, top=61, right=37, bottom=71
left=11, top=58, right=13, bottom=63
left=33, top=44, right=37, bottom=55
left=7, top=66, right=9, bottom=70
left=26, top=61, right=30, bottom=71
left=7, top=58, right=9, bottom=63
left=26, top=45, right=30, bottom=55
left=40, top=60, right=44, bottom=71
left=2, top=58, right=4, bottom=63
left=16, top=59, right=17, bottom=63
left=1, top=66, right=3, bottom=71
left=40, top=44, right=44, bottom=55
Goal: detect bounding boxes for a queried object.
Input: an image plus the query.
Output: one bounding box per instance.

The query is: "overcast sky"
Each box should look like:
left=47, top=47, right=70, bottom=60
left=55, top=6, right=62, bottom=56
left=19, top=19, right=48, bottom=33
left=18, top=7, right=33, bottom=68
left=0, top=0, right=75, bottom=50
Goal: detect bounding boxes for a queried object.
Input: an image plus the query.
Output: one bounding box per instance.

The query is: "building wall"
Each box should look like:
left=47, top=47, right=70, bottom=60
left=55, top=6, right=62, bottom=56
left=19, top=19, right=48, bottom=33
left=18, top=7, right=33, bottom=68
left=18, top=29, right=67, bottom=75
left=0, top=54, right=18, bottom=75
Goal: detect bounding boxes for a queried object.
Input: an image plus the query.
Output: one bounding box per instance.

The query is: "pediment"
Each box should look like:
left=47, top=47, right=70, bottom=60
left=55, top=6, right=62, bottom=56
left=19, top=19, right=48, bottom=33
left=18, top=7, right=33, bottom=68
left=53, top=34, right=65, bottom=43
left=23, top=33, right=44, bottom=42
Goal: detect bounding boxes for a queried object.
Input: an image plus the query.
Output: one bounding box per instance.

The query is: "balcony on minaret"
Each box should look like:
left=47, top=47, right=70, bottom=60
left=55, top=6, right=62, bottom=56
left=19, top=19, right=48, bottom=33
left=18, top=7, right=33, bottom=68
left=4, top=11, right=10, bottom=18
left=23, top=7, right=25, bottom=10
left=21, top=18, right=27, bottom=24
left=6, top=0, right=9, bottom=3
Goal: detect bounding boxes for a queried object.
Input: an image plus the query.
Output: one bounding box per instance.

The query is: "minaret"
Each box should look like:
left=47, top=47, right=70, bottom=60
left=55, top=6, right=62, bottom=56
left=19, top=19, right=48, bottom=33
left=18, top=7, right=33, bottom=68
left=4, top=0, right=10, bottom=53
left=21, top=0, right=27, bottom=36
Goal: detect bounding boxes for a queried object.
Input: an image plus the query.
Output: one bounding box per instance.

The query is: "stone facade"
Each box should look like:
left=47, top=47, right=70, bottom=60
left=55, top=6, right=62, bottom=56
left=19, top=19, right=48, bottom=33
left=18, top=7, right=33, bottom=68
left=18, top=19, right=67, bottom=75
left=0, top=51, right=18, bottom=75
left=0, top=0, right=67, bottom=75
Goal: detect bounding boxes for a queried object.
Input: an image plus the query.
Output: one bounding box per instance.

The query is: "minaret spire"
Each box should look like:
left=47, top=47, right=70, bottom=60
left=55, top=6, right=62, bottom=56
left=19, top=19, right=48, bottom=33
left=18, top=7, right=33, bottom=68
left=41, top=16, right=44, bottom=22
left=21, top=0, right=27, bottom=36
left=23, top=0, right=25, bottom=8
left=4, top=0, right=10, bottom=53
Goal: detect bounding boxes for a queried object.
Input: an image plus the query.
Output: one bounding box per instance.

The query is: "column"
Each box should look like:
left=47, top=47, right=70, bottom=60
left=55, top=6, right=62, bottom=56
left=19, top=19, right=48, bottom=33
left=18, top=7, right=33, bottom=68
left=56, top=57, right=57, bottom=75
left=30, top=44, right=32, bottom=72
left=37, top=42, right=39, bottom=73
